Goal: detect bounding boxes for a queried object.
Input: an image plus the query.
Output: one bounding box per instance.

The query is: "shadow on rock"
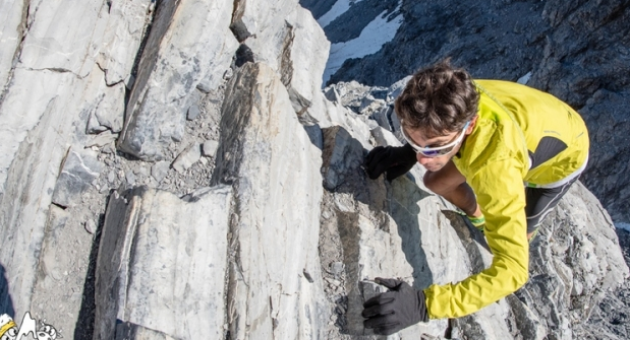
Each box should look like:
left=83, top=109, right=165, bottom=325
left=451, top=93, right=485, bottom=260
left=73, top=208, right=107, bottom=340
left=0, top=263, right=15, bottom=318
left=319, top=125, right=437, bottom=335
left=388, top=175, right=434, bottom=290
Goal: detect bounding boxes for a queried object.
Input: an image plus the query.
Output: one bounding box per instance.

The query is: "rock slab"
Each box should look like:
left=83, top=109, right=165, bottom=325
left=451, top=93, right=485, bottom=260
left=211, top=62, right=329, bottom=339
left=93, top=185, right=233, bottom=340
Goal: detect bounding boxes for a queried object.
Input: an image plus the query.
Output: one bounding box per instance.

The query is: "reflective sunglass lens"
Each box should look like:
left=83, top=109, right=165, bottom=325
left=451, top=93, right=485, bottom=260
left=420, top=150, right=440, bottom=157
left=420, top=146, right=453, bottom=157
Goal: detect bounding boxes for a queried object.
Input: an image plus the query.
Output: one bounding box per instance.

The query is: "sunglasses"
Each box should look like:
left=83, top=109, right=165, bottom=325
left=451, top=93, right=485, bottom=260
left=400, top=121, right=470, bottom=157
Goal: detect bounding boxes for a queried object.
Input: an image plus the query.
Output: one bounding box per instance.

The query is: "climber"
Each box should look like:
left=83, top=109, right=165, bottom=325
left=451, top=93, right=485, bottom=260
left=361, top=60, right=590, bottom=335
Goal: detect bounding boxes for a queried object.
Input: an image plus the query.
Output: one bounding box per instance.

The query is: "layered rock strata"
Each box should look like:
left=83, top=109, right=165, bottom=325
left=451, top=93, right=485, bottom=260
left=93, top=186, right=232, bottom=340
left=0, top=1, right=628, bottom=340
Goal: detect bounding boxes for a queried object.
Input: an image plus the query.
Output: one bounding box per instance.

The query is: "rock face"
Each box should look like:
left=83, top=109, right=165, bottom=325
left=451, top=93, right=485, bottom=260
left=210, top=62, right=329, bottom=339
left=93, top=186, right=232, bottom=340
left=0, top=1, right=628, bottom=340
left=300, top=0, right=630, bottom=229
left=316, top=80, right=629, bottom=339
left=118, top=0, right=238, bottom=160
left=529, top=1, right=630, bottom=227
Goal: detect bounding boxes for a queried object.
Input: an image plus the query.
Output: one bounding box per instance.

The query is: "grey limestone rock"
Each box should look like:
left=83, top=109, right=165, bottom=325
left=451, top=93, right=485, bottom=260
left=84, top=81, right=126, bottom=134
left=27, top=204, right=97, bottom=336
left=19, top=0, right=109, bottom=78
left=201, top=140, right=219, bottom=158
left=97, top=0, right=154, bottom=86
left=211, top=62, right=329, bottom=339
left=287, top=7, right=331, bottom=122
left=231, top=1, right=331, bottom=126
left=0, top=0, right=149, bottom=316
left=1, top=1, right=629, bottom=339
left=171, top=143, right=201, bottom=174
left=151, top=161, right=170, bottom=183
left=303, top=124, right=324, bottom=150
left=52, top=148, right=102, bottom=208
left=85, top=131, right=119, bottom=148
left=93, top=185, right=233, bottom=340
left=321, top=126, right=365, bottom=191
left=186, top=104, right=201, bottom=121
left=119, top=0, right=238, bottom=160
left=324, top=80, right=403, bottom=134
left=319, top=122, right=471, bottom=338
left=230, top=0, right=299, bottom=70
left=0, top=0, right=25, bottom=88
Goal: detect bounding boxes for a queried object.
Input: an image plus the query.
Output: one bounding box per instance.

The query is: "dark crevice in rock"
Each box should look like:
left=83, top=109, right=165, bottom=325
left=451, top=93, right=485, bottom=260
left=278, top=22, right=295, bottom=88
left=118, top=0, right=179, bottom=158
left=302, top=269, right=314, bottom=283
left=335, top=211, right=361, bottom=335
left=21, top=67, right=85, bottom=78
left=124, top=1, right=157, bottom=90
left=95, top=62, right=125, bottom=88
left=234, top=44, right=254, bottom=68
left=209, top=64, right=256, bottom=187
left=230, top=0, right=250, bottom=42
left=224, top=198, right=242, bottom=340
left=209, top=64, right=262, bottom=337
left=113, top=321, right=138, bottom=340
left=73, top=211, right=105, bottom=340
left=505, top=295, right=538, bottom=340
left=92, top=188, right=142, bottom=340
left=385, top=104, right=395, bottom=131
left=50, top=202, right=68, bottom=210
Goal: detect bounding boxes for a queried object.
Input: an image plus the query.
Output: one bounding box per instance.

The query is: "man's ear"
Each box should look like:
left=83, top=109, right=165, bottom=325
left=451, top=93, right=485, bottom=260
left=466, top=115, right=479, bottom=135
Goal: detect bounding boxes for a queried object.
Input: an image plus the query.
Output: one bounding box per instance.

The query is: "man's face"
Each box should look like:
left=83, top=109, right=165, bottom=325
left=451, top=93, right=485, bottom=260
left=403, top=127, right=466, bottom=172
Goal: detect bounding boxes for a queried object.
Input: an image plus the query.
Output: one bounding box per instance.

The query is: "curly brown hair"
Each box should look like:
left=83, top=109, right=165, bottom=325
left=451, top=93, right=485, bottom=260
left=395, top=59, right=479, bottom=137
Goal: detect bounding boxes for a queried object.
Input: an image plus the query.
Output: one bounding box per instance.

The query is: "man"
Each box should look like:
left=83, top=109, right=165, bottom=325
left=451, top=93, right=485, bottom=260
left=362, top=60, right=589, bottom=335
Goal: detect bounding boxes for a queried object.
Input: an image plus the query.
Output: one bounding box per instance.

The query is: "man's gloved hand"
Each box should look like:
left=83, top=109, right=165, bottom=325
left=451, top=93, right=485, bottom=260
left=364, top=144, right=417, bottom=181
left=362, top=277, right=428, bottom=335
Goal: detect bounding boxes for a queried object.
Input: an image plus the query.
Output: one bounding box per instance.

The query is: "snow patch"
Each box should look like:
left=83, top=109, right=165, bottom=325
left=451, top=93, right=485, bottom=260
left=616, top=223, right=630, bottom=233
left=517, top=71, right=532, bottom=85
left=318, top=0, right=366, bottom=28
left=323, top=9, right=403, bottom=84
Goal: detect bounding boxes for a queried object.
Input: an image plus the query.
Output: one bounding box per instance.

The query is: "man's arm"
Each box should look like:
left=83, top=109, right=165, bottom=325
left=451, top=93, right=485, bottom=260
left=424, top=156, right=529, bottom=318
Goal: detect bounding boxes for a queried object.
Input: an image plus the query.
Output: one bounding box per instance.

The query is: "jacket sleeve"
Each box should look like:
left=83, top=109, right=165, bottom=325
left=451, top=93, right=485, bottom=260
left=423, top=155, right=529, bottom=319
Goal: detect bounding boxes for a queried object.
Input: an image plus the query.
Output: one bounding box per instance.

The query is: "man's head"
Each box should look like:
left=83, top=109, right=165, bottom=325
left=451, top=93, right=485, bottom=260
left=395, top=60, right=479, bottom=171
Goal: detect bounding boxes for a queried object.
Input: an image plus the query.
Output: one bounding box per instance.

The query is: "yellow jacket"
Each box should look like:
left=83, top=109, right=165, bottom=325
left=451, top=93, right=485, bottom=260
left=423, top=80, right=589, bottom=319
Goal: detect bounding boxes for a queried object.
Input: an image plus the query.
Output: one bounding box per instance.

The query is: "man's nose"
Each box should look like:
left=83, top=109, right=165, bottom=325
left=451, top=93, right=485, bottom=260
left=416, top=153, right=432, bottom=165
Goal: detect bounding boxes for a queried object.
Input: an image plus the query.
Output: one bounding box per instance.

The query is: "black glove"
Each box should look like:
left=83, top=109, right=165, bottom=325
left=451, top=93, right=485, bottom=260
left=362, top=277, right=428, bottom=335
left=364, top=144, right=417, bottom=181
